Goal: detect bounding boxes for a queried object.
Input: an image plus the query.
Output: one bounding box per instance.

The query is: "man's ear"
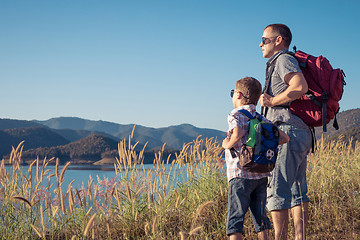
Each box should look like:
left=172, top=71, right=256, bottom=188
left=275, top=36, right=283, bottom=46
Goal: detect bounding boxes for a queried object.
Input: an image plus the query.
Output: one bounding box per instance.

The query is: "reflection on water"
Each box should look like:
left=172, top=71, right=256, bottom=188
left=67, top=166, right=115, bottom=171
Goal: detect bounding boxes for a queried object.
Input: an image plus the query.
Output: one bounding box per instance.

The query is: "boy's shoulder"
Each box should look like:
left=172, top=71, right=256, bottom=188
left=230, top=105, right=271, bottom=124
left=230, top=104, right=257, bottom=115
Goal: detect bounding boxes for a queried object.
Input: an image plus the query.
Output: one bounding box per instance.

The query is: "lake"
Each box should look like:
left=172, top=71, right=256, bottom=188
left=4, top=163, right=191, bottom=192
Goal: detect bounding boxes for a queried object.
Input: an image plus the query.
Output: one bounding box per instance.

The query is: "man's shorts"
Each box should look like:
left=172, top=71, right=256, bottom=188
left=227, top=177, right=272, bottom=236
left=267, top=124, right=312, bottom=211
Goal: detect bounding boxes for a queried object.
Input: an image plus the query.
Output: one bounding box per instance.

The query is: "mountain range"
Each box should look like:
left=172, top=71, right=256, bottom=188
left=1, top=108, right=359, bottom=164
left=0, top=118, right=225, bottom=164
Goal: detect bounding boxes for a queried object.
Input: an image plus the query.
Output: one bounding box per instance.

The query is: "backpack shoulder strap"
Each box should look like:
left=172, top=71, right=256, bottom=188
left=262, top=51, right=297, bottom=116
left=238, top=109, right=255, bottom=119
left=264, top=51, right=296, bottom=93
left=254, top=112, right=265, bottom=121
left=229, top=109, right=255, bottom=157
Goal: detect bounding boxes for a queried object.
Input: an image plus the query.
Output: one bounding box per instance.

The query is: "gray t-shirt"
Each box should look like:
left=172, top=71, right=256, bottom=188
left=266, top=49, right=309, bottom=129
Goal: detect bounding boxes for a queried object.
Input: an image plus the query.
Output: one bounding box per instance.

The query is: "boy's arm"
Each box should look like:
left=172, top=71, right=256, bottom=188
left=222, top=126, right=244, bottom=149
left=278, top=128, right=290, bottom=145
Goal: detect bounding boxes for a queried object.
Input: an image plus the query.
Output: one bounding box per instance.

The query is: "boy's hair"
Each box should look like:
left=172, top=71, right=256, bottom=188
left=236, top=77, right=262, bottom=105
left=265, top=23, right=292, bottom=48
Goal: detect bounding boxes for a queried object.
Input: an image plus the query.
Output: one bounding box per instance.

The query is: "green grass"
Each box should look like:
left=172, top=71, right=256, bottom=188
left=0, top=130, right=359, bottom=239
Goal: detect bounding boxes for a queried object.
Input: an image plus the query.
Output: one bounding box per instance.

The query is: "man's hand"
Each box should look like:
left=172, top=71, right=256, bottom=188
left=260, top=72, right=308, bottom=107
left=259, top=93, right=274, bottom=107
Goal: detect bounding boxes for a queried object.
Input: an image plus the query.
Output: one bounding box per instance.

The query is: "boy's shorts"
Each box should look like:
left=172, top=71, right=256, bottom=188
left=267, top=124, right=312, bottom=211
left=227, top=177, right=272, bottom=236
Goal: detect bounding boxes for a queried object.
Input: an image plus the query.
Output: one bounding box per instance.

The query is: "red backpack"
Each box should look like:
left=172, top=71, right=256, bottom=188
left=264, top=47, right=346, bottom=132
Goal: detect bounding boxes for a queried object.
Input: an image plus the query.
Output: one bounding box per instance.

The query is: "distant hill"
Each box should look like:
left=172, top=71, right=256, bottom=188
left=35, top=117, right=225, bottom=150
left=0, top=131, right=18, bottom=157
left=326, top=126, right=360, bottom=146
left=0, top=126, right=69, bottom=157
left=4, top=126, right=69, bottom=149
left=53, top=128, right=120, bottom=142
left=315, top=108, right=360, bottom=140
left=34, top=117, right=135, bottom=136
left=0, top=119, right=41, bottom=130
left=18, top=134, right=118, bottom=164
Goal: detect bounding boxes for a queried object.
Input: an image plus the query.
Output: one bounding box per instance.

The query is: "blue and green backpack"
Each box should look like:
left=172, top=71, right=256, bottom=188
left=230, top=109, right=280, bottom=173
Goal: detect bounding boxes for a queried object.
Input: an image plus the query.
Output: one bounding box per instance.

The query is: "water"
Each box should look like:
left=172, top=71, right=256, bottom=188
left=4, top=163, right=189, bottom=191
left=62, top=164, right=186, bottom=189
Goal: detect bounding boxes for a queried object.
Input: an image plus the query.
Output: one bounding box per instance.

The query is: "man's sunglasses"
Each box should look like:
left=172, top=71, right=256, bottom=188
left=261, top=36, right=279, bottom=45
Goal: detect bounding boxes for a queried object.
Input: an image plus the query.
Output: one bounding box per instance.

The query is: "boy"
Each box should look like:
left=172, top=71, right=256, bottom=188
left=222, top=77, right=289, bottom=240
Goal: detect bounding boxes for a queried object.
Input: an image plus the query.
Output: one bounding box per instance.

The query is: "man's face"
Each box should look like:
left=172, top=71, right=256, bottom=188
left=260, top=27, right=279, bottom=58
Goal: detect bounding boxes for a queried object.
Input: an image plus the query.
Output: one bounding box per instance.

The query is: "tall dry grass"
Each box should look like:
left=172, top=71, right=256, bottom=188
left=305, top=136, right=360, bottom=239
left=0, top=127, right=227, bottom=239
left=0, top=129, right=359, bottom=239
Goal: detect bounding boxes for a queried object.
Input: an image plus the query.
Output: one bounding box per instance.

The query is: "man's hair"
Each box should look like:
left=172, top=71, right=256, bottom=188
left=265, top=24, right=292, bottom=48
left=236, top=77, right=262, bottom=105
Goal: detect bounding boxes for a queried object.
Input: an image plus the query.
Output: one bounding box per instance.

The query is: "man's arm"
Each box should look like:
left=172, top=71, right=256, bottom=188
left=260, top=72, right=308, bottom=107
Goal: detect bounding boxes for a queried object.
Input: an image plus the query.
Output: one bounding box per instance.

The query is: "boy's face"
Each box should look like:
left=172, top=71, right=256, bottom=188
left=232, top=89, right=241, bottom=108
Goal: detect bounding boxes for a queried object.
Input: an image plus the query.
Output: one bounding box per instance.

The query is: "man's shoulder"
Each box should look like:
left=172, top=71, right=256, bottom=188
left=268, top=49, right=297, bottom=68
left=275, top=51, right=301, bottom=73
left=277, top=51, right=297, bottom=63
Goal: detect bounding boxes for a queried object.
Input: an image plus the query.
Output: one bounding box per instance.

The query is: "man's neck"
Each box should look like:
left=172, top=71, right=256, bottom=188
left=270, top=47, right=288, bottom=58
left=268, top=48, right=289, bottom=63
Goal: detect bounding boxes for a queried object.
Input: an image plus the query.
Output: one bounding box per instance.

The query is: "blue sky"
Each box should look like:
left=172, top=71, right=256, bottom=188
left=1, top=0, right=359, bottom=132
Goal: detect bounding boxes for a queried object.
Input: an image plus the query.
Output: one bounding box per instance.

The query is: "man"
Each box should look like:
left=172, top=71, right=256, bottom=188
left=259, top=24, right=312, bottom=240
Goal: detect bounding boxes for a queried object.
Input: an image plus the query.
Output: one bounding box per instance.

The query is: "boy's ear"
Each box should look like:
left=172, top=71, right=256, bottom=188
left=236, top=91, right=242, bottom=99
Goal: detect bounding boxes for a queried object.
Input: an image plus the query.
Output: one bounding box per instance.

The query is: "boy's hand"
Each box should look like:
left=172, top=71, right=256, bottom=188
left=222, top=138, right=230, bottom=149
left=222, top=127, right=243, bottom=150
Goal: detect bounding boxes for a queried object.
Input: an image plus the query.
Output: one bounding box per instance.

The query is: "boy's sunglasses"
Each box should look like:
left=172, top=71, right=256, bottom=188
left=230, top=89, right=239, bottom=98
left=261, top=36, right=279, bottom=45
left=230, top=89, right=249, bottom=99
